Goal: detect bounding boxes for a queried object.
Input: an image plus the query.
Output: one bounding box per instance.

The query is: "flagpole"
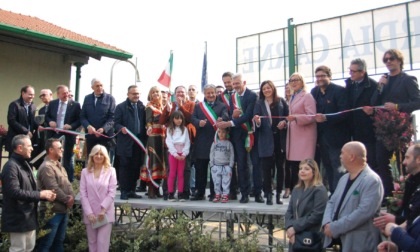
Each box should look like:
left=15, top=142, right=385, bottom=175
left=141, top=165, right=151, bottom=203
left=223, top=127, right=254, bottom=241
left=201, top=41, right=208, bottom=91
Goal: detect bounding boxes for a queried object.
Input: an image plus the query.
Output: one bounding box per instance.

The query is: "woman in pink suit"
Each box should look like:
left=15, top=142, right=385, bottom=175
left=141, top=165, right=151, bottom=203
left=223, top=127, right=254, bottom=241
left=286, top=73, right=317, bottom=191
left=80, top=144, right=117, bottom=252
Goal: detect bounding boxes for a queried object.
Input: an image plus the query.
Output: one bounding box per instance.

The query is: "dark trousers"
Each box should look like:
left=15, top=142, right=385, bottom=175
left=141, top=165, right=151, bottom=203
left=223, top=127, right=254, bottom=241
left=288, top=161, right=300, bottom=191
left=375, top=141, right=394, bottom=198
left=231, top=129, right=250, bottom=197
left=250, top=140, right=262, bottom=196
left=195, top=158, right=213, bottom=197
left=319, top=136, right=343, bottom=194
left=183, top=152, right=192, bottom=197
left=284, top=160, right=292, bottom=189
left=86, top=137, right=110, bottom=157
left=118, top=144, right=143, bottom=193
left=229, top=164, right=238, bottom=196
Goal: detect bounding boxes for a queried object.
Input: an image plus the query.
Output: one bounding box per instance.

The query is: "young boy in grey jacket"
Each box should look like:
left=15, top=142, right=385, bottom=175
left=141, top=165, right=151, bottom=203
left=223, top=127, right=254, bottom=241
left=210, top=128, right=234, bottom=203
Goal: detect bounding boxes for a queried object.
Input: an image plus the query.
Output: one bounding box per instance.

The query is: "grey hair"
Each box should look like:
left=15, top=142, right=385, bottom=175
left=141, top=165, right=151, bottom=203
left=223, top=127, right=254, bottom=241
left=203, top=84, right=216, bottom=92
left=91, top=78, right=101, bottom=86
left=350, top=58, right=367, bottom=72
left=232, top=73, right=243, bottom=80
left=11, top=134, right=30, bottom=151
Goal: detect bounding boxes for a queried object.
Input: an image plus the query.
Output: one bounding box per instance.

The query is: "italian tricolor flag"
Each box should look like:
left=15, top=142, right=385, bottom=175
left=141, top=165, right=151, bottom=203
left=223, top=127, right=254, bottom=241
left=158, top=51, right=173, bottom=88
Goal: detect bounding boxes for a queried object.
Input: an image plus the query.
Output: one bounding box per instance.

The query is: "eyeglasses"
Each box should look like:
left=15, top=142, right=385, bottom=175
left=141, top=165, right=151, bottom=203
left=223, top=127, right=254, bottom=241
left=39, top=94, right=47, bottom=98
left=349, top=69, right=361, bottom=74
left=383, top=56, right=396, bottom=63
left=289, top=79, right=301, bottom=83
left=188, top=89, right=196, bottom=91
left=315, top=74, right=328, bottom=79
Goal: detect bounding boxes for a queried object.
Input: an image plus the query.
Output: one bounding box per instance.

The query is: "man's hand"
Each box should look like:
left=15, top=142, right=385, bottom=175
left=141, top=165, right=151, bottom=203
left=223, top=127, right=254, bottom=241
left=66, top=195, right=74, bottom=208
left=27, top=132, right=33, bottom=139
left=121, top=127, right=128, bottom=134
left=384, top=102, right=398, bottom=111
left=94, top=128, right=104, bottom=137
left=253, top=115, right=261, bottom=125
left=323, top=223, right=333, bottom=238
left=49, top=121, right=57, bottom=128
left=232, top=109, right=241, bottom=119
left=377, top=241, right=397, bottom=252
left=63, top=124, right=72, bottom=130
left=199, top=119, right=207, bottom=127
left=217, top=121, right=231, bottom=129
left=315, top=114, right=327, bottom=123
left=40, top=190, right=56, bottom=202
left=362, top=106, right=374, bottom=115
left=373, top=212, right=396, bottom=230
left=87, top=125, right=96, bottom=134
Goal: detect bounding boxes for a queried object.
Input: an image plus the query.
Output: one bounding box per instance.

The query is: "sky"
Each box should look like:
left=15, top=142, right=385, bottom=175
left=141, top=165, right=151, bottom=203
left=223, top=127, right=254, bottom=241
left=0, top=0, right=411, bottom=103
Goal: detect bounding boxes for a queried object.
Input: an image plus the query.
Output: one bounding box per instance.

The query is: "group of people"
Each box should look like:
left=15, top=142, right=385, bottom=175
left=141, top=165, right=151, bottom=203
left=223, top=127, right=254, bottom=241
left=2, top=47, right=420, bottom=251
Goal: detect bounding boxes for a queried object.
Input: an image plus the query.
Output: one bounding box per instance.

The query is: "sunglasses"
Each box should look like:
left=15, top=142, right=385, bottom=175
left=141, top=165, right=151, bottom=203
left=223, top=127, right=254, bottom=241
left=383, top=56, right=396, bottom=63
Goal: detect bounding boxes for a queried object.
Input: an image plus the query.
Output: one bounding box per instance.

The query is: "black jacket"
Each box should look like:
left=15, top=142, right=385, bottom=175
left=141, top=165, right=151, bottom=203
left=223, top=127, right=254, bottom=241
left=311, top=83, right=351, bottom=148
left=6, top=98, right=37, bottom=152
left=114, top=99, right=147, bottom=157
left=345, top=73, right=378, bottom=143
left=1, top=153, right=41, bottom=232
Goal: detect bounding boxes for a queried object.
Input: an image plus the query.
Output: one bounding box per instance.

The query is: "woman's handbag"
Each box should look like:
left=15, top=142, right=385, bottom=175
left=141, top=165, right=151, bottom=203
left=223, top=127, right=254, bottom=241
left=292, top=198, right=323, bottom=252
left=292, top=230, right=323, bottom=252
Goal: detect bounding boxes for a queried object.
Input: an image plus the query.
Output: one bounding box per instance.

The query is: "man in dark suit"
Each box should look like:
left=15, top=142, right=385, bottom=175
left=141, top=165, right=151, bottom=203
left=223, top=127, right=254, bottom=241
left=370, top=49, right=420, bottom=199
left=190, top=84, right=229, bottom=201
left=114, top=85, right=147, bottom=200
left=311, top=65, right=350, bottom=194
left=45, top=85, right=81, bottom=182
left=345, top=58, right=378, bottom=170
left=6, top=85, right=37, bottom=157
left=217, top=73, right=258, bottom=203
left=80, top=78, right=116, bottom=155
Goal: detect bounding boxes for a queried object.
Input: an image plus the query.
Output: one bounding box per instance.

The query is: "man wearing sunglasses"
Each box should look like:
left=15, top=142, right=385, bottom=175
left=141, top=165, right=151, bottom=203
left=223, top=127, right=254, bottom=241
left=374, top=49, right=420, bottom=201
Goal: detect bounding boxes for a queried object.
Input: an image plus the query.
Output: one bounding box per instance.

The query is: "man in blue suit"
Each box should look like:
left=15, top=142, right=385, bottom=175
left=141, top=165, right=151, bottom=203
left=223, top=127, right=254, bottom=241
left=80, top=78, right=116, bottom=155
left=217, top=73, right=258, bottom=203
left=45, top=85, right=81, bottom=182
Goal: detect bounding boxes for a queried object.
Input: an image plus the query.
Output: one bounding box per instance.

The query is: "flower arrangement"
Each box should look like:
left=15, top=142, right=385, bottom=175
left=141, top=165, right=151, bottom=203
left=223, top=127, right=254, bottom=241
left=373, top=109, right=415, bottom=152
left=386, top=154, right=410, bottom=214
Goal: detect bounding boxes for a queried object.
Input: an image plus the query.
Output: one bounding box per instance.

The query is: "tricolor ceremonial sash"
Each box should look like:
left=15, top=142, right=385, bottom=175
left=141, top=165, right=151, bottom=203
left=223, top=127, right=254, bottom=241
left=231, top=93, right=254, bottom=152
left=221, top=93, right=231, bottom=110
left=199, top=101, right=218, bottom=130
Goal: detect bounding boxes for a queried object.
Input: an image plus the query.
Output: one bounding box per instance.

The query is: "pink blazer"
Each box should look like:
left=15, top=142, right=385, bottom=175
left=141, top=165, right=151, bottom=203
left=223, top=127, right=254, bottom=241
left=80, top=167, right=117, bottom=225
left=286, top=90, right=317, bottom=161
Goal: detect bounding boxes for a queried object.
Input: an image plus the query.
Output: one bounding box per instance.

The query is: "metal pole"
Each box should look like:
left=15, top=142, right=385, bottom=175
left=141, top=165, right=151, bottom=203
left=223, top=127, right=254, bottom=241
left=110, top=59, right=141, bottom=95
left=288, top=18, right=295, bottom=77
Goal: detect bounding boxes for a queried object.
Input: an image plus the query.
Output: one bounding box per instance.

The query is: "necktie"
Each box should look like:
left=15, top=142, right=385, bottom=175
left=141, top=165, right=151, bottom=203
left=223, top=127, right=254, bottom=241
left=133, top=103, right=140, bottom=135
left=57, top=101, right=65, bottom=128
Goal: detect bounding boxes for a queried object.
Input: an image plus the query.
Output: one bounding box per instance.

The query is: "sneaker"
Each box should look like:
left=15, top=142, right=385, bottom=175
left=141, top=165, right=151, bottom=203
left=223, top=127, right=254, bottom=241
left=212, top=194, right=221, bottom=203
left=168, top=193, right=176, bottom=202
left=221, top=195, right=229, bottom=203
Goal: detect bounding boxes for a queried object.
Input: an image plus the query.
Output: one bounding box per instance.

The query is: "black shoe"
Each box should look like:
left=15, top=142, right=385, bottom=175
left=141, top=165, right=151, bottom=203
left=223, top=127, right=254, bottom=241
left=190, top=195, right=205, bottom=201
left=208, top=194, right=215, bottom=202
left=255, top=194, right=264, bottom=203
left=128, top=191, right=142, bottom=199
left=276, top=194, right=283, bottom=204
left=163, top=193, right=168, bottom=201
left=240, top=195, right=249, bottom=204
left=229, top=194, right=237, bottom=200
left=168, top=193, right=176, bottom=202
left=120, top=191, right=129, bottom=200
left=266, top=194, right=273, bottom=205
left=136, top=186, right=146, bottom=192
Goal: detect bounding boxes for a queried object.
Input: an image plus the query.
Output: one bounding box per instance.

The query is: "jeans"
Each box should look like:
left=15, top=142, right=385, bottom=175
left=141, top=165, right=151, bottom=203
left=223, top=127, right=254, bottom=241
left=37, top=213, right=69, bottom=252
